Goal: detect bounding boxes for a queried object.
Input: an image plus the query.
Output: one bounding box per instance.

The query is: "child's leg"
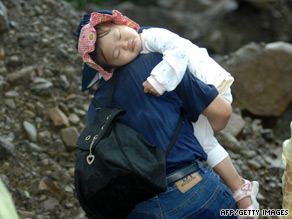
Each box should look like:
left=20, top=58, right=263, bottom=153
left=213, top=156, right=252, bottom=210
left=193, top=116, right=258, bottom=214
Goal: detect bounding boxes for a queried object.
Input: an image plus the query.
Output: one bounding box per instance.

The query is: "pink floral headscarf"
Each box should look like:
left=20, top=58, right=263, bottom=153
left=78, top=10, right=140, bottom=81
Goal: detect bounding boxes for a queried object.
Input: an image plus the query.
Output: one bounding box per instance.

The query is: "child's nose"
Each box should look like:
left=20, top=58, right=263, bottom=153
left=121, top=40, right=129, bottom=50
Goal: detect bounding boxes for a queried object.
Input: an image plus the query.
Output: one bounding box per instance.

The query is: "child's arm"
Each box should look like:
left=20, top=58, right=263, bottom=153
left=141, top=28, right=196, bottom=95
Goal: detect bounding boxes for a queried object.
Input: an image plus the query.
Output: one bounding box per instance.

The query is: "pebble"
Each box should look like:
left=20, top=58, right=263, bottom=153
left=0, top=136, right=15, bottom=158
left=23, top=121, right=37, bottom=142
left=4, top=90, right=19, bottom=97
left=216, top=131, right=242, bottom=153
left=43, top=197, right=59, bottom=210
left=223, top=112, right=245, bottom=137
left=22, top=110, right=35, bottom=119
left=38, top=179, right=49, bottom=191
left=65, top=202, right=74, bottom=208
left=247, top=159, right=262, bottom=170
left=4, top=98, right=16, bottom=109
left=18, top=210, right=35, bottom=218
left=27, top=142, right=43, bottom=152
left=68, top=113, right=80, bottom=124
left=241, top=150, right=257, bottom=159
left=49, top=107, right=69, bottom=127
left=60, top=127, right=79, bottom=149
left=6, top=55, right=22, bottom=67
left=64, top=185, right=74, bottom=193
left=38, top=130, right=52, bottom=145
left=30, top=77, right=53, bottom=91
left=68, top=167, right=75, bottom=177
left=73, top=108, right=87, bottom=117
left=7, top=66, right=34, bottom=82
left=51, top=138, right=66, bottom=152
left=60, top=74, right=70, bottom=89
left=0, top=48, right=5, bottom=60
left=41, top=158, right=50, bottom=166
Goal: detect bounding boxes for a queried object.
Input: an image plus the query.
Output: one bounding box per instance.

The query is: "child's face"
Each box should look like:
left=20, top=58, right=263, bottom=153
left=98, top=23, right=142, bottom=67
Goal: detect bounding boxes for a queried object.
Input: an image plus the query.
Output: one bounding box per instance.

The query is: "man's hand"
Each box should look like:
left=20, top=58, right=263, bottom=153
left=142, top=81, right=161, bottom=97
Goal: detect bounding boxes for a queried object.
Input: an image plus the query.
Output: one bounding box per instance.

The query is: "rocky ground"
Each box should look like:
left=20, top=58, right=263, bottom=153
left=0, top=0, right=292, bottom=218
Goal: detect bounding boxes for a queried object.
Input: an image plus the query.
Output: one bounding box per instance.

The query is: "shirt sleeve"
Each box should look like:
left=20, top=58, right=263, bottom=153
left=142, top=28, right=193, bottom=92
left=193, top=115, right=228, bottom=168
left=174, top=70, right=219, bottom=123
left=193, top=54, right=234, bottom=93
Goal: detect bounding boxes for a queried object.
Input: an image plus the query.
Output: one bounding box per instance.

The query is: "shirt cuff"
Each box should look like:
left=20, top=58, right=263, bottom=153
left=147, top=76, right=167, bottom=95
left=217, top=75, right=234, bottom=95
left=206, top=144, right=228, bottom=168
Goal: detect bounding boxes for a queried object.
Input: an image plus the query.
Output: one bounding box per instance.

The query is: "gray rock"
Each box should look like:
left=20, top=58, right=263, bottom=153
left=247, top=159, right=262, bottom=170
left=23, top=121, right=37, bottom=142
left=223, top=112, right=245, bottom=137
left=30, top=77, right=53, bottom=91
left=38, top=130, right=52, bottom=145
left=68, top=113, right=80, bottom=125
left=4, top=90, right=19, bottom=97
left=60, top=127, right=79, bottom=150
left=60, top=74, right=70, bottom=90
left=19, top=33, right=38, bottom=47
left=27, top=142, right=43, bottom=152
left=7, top=66, right=35, bottom=83
left=43, top=197, right=59, bottom=210
left=0, top=1, right=9, bottom=32
left=49, top=107, right=69, bottom=127
left=4, top=98, right=16, bottom=109
left=215, top=131, right=242, bottom=153
left=0, top=136, right=14, bottom=159
left=241, top=150, right=257, bottom=159
left=222, top=41, right=292, bottom=117
left=5, top=55, right=22, bottom=68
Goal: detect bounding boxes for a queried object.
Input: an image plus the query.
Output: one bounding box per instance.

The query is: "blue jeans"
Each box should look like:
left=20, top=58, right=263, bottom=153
left=128, top=166, right=237, bottom=219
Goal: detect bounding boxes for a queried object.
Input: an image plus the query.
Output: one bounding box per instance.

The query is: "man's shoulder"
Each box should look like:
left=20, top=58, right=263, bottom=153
left=122, top=53, right=163, bottom=72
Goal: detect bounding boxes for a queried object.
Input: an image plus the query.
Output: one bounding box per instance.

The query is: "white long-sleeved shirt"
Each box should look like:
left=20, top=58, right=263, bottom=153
left=141, top=28, right=234, bottom=100
left=141, top=28, right=234, bottom=168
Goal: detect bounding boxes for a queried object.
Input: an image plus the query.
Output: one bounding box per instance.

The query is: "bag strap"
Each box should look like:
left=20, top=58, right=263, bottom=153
left=106, top=72, right=119, bottom=106
left=92, top=72, right=184, bottom=157
left=165, top=109, right=184, bottom=158
left=91, top=72, right=119, bottom=108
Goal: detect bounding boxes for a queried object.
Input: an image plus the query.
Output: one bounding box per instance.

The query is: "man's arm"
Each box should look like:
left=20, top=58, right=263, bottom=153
left=201, top=94, right=232, bottom=132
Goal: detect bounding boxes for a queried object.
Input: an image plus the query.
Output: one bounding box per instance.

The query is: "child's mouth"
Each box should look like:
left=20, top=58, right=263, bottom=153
left=131, top=40, right=135, bottom=51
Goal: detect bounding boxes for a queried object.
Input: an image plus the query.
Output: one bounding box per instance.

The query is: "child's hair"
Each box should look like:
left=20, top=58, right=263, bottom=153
left=89, top=22, right=118, bottom=73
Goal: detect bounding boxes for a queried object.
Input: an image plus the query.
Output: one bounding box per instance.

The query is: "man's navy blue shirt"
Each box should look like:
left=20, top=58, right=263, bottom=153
left=87, top=53, right=218, bottom=171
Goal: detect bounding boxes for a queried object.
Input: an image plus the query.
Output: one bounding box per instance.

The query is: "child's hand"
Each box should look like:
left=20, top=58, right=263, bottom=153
left=142, top=81, right=161, bottom=97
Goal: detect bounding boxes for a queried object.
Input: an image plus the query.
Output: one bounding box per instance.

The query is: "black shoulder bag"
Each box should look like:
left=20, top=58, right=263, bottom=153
left=74, top=73, right=184, bottom=219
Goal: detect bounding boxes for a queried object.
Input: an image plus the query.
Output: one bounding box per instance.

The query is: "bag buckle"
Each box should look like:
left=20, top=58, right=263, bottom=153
left=86, top=134, right=98, bottom=165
